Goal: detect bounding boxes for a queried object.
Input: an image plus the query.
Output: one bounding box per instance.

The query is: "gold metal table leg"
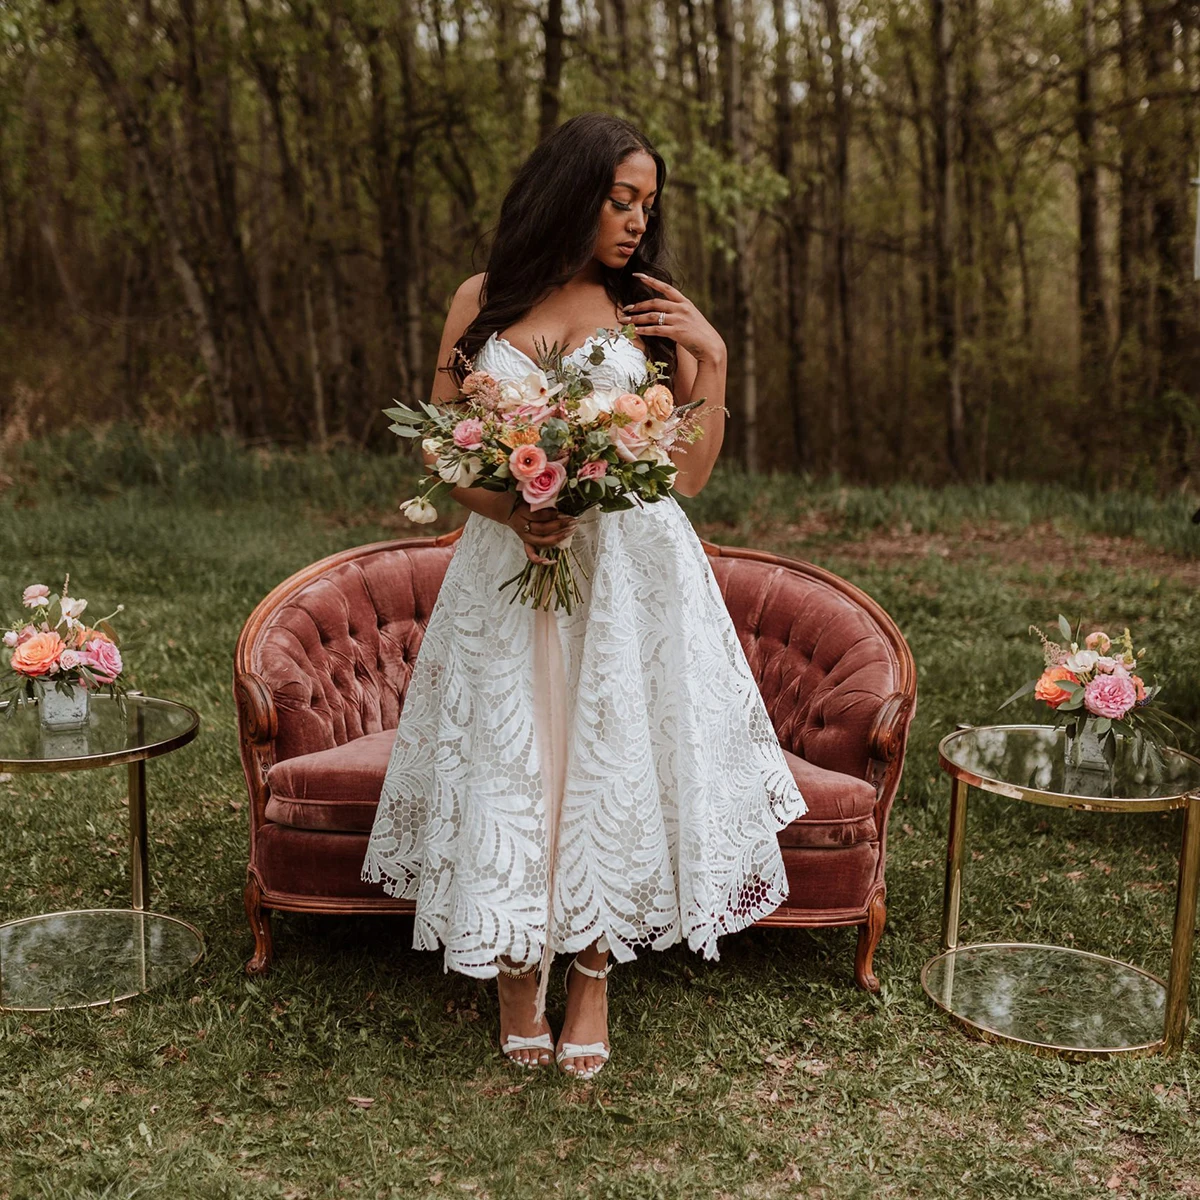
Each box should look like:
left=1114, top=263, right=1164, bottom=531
left=941, top=775, right=970, bottom=952
left=1164, top=792, right=1200, bottom=1053
left=127, top=695, right=148, bottom=911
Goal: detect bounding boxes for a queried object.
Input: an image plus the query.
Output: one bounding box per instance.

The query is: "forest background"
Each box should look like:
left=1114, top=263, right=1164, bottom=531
left=1, top=0, right=1198, bottom=490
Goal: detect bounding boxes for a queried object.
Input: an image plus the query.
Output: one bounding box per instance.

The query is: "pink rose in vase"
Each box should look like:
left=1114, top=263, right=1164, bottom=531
left=81, top=637, right=123, bottom=685
left=1083, top=672, right=1137, bottom=720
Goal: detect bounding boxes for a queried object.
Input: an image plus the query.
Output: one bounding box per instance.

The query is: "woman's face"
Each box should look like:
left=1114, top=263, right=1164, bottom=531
left=592, top=150, right=658, bottom=271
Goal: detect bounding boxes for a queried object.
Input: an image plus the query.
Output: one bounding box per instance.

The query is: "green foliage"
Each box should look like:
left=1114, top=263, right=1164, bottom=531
left=2, top=447, right=1200, bottom=1194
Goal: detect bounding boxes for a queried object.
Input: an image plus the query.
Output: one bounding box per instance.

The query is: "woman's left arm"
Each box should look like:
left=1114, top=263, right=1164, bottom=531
left=620, top=272, right=728, bottom=497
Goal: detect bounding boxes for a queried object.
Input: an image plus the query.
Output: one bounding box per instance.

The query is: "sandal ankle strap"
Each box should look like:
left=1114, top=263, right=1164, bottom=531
left=568, top=954, right=612, bottom=979
left=495, top=957, right=538, bottom=978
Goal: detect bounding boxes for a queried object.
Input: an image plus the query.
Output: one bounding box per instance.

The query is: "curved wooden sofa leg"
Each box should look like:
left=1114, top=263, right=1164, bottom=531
left=244, top=871, right=275, bottom=976
left=854, top=892, right=886, bottom=993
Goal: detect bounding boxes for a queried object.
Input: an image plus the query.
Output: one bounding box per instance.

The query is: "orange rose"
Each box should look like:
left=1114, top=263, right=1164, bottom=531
left=643, top=384, right=674, bottom=421
left=1035, top=665, right=1079, bottom=709
left=12, top=631, right=66, bottom=677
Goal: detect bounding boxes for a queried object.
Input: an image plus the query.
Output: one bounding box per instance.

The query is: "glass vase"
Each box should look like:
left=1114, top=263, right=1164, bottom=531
left=38, top=683, right=90, bottom=731
left=1063, top=718, right=1113, bottom=772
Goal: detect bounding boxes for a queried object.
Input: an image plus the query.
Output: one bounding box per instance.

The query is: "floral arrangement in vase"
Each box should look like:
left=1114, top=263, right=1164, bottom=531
left=385, top=324, right=716, bottom=612
left=997, top=613, right=1193, bottom=771
left=1, top=575, right=130, bottom=728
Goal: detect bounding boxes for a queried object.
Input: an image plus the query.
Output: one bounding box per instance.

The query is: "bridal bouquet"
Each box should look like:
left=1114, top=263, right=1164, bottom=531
left=384, top=324, right=711, bottom=612
left=0, top=575, right=130, bottom=720
left=996, top=613, right=1193, bottom=769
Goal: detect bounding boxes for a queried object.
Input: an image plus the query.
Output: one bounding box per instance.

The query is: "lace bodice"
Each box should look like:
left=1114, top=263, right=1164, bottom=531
left=475, top=330, right=648, bottom=392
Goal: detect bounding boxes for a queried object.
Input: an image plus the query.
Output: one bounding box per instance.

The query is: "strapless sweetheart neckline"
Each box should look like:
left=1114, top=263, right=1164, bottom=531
left=488, top=329, right=645, bottom=373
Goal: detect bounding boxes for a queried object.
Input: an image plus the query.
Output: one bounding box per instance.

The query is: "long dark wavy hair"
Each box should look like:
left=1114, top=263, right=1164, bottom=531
left=448, top=112, right=678, bottom=387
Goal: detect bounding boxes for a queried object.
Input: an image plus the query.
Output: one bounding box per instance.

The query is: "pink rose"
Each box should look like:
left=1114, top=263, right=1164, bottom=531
left=1093, top=656, right=1121, bottom=674
left=59, top=649, right=83, bottom=671
left=452, top=418, right=484, bottom=450
left=81, top=637, right=122, bottom=685
left=520, top=461, right=567, bottom=511
left=22, top=584, right=50, bottom=608
left=509, top=444, right=548, bottom=482
left=613, top=422, right=651, bottom=462
left=1083, top=672, right=1137, bottom=720
left=578, top=460, right=608, bottom=481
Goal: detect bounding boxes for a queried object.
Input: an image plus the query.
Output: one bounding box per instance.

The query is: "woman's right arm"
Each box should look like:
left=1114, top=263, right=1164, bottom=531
left=422, top=274, right=576, bottom=565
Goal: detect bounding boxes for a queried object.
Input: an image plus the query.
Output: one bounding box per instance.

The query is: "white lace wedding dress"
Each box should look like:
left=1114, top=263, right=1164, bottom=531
left=361, top=328, right=807, bottom=1018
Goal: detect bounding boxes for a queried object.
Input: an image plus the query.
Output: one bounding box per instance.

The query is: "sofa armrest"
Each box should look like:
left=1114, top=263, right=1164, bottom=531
left=235, top=671, right=278, bottom=745
left=868, top=691, right=914, bottom=763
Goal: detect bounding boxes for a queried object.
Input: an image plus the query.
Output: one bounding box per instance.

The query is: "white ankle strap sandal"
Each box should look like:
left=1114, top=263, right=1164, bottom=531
left=495, top=958, right=554, bottom=1067
left=556, top=955, right=611, bottom=1079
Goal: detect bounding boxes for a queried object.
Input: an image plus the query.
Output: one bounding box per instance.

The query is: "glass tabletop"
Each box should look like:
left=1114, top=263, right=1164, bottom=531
left=938, top=723, right=1200, bottom=811
left=922, top=943, right=1166, bottom=1056
left=0, top=909, right=205, bottom=1010
left=0, top=693, right=199, bottom=772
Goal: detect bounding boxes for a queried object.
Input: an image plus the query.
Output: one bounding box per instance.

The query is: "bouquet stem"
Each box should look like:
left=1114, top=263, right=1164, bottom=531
left=498, top=538, right=589, bottom=614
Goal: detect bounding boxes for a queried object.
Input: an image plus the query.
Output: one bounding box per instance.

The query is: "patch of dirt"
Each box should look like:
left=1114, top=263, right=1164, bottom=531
left=782, top=519, right=1200, bottom=588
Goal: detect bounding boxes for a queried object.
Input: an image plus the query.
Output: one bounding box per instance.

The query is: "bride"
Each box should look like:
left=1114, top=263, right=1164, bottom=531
left=362, top=112, right=807, bottom=1080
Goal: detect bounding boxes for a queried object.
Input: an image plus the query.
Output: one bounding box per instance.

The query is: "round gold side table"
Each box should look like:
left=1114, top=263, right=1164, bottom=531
left=0, top=691, right=204, bottom=1010
left=923, top=723, right=1200, bottom=1058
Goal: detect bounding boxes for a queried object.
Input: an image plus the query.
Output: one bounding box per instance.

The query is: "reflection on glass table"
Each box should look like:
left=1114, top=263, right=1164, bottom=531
left=0, top=692, right=204, bottom=1010
left=926, top=723, right=1200, bottom=1056
left=0, top=910, right=204, bottom=1011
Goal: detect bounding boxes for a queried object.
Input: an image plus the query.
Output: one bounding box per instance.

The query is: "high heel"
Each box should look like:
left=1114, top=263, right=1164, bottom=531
left=556, top=954, right=611, bottom=1080
left=495, top=958, right=554, bottom=1068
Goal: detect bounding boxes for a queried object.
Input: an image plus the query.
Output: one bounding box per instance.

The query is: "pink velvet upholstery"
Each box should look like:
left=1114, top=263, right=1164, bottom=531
left=235, top=530, right=917, bottom=988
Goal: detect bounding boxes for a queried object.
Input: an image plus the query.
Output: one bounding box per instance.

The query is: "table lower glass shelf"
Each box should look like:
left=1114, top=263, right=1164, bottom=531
left=0, top=909, right=205, bottom=1011
left=921, top=943, right=1168, bottom=1057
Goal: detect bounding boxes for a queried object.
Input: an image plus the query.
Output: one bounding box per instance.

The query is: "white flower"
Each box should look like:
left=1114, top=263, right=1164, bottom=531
left=400, top=497, right=438, bottom=524
left=1064, top=649, right=1099, bottom=674
left=2, top=630, right=17, bottom=647
left=421, top=437, right=444, bottom=456
left=576, top=387, right=616, bottom=424
left=437, top=455, right=483, bottom=487
left=645, top=444, right=673, bottom=467
left=61, top=596, right=87, bottom=620
left=642, top=416, right=668, bottom=441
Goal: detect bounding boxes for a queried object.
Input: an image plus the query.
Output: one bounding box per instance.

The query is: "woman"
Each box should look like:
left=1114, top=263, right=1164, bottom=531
left=362, top=113, right=806, bottom=1080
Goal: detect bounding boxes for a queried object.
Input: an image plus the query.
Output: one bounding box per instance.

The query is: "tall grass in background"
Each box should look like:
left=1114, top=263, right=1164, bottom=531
left=4, top=424, right=1199, bottom=558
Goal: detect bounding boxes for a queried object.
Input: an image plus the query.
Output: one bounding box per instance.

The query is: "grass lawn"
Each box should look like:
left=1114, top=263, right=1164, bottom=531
left=2, top=431, right=1199, bottom=1199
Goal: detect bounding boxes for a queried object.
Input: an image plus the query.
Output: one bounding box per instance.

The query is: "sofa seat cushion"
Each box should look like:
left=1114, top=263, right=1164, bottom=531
left=778, top=749, right=878, bottom=849
left=264, top=732, right=878, bottom=848
left=264, top=729, right=395, bottom=832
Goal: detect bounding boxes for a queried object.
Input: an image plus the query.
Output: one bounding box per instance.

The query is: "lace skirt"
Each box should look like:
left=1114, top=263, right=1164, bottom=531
left=361, top=494, right=807, bottom=1001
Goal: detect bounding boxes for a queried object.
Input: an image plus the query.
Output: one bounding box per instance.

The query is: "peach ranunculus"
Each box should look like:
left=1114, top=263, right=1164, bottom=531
left=22, top=584, right=50, bottom=608
left=1130, top=674, right=1147, bottom=703
left=613, top=392, right=648, bottom=422
left=509, top=444, right=548, bottom=482
left=520, top=461, right=567, bottom=511
left=578, top=460, right=608, bottom=481
left=11, top=631, right=65, bottom=677
left=1034, top=665, right=1079, bottom=709
left=81, top=637, right=123, bottom=685
left=642, top=384, right=674, bottom=421
left=1084, top=630, right=1112, bottom=654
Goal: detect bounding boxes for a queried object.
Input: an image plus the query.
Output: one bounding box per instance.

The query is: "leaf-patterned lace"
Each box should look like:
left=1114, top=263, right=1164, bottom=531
left=361, top=332, right=808, bottom=977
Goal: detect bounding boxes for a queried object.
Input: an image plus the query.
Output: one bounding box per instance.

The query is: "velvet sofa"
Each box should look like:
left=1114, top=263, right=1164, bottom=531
left=234, top=528, right=917, bottom=990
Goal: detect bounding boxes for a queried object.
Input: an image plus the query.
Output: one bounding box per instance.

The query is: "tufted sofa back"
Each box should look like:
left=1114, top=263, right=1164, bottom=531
left=246, top=535, right=904, bottom=783
left=248, top=543, right=457, bottom=763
